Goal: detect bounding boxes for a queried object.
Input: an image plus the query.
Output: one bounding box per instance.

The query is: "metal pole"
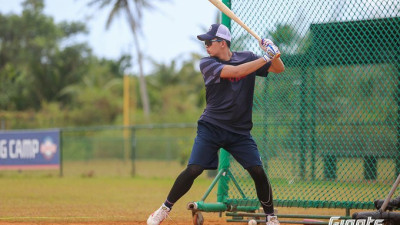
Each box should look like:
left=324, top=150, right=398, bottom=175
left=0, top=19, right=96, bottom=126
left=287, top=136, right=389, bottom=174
left=299, top=65, right=307, bottom=180
left=123, top=75, right=131, bottom=163
left=397, top=62, right=400, bottom=176
left=221, top=0, right=231, bottom=26
left=59, top=129, right=63, bottom=177
left=310, top=58, right=316, bottom=180
left=130, top=127, right=136, bottom=176
left=217, top=149, right=231, bottom=203
left=216, top=0, right=232, bottom=204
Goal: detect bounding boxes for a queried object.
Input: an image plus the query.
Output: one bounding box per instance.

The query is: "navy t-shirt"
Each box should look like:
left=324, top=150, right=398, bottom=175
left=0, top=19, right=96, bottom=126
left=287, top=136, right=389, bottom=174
left=198, top=51, right=271, bottom=135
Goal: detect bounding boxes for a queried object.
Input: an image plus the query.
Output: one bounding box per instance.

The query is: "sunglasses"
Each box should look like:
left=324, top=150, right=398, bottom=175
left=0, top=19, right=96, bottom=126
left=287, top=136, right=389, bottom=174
left=204, top=39, right=223, bottom=47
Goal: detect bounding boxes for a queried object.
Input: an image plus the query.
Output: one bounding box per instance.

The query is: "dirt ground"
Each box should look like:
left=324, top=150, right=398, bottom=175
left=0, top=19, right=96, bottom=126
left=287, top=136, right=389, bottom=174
left=0, top=163, right=366, bottom=225
left=0, top=207, right=356, bottom=225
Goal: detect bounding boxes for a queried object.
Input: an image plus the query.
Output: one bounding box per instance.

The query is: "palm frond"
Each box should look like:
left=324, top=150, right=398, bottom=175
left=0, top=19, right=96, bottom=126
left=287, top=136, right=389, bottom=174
left=87, top=0, right=113, bottom=9
left=104, top=78, right=123, bottom=90
left=105, top=1, right=124, bottom=29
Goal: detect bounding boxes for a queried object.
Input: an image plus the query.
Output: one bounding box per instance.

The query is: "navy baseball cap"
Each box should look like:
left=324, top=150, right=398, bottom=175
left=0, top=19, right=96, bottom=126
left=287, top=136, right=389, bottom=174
left=197, top=24, right=231, bottom=42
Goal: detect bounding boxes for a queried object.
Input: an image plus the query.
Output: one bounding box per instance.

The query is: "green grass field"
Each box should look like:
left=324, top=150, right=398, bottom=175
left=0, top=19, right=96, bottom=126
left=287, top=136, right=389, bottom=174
left=0, top=176, right=360, bottom=225
left=0, top=160, right=385, bottom=225
left=0, top=176, right=217, bottom=224
left=0, top=160, right=225, bottom=225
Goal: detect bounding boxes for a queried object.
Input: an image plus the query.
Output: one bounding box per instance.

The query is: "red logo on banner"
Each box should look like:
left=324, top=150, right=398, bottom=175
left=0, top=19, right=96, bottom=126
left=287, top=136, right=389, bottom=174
left=40, top=137, right=57, bottom=160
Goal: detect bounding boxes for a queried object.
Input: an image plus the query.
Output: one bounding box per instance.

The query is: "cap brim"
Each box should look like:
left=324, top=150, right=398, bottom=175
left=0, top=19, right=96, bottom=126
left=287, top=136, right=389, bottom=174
left=197, top=33, right=215, bottom=41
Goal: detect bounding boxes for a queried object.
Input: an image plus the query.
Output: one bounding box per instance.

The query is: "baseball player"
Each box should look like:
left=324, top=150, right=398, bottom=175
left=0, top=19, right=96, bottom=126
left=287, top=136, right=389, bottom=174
left=147, top=23, right=285, bottom=225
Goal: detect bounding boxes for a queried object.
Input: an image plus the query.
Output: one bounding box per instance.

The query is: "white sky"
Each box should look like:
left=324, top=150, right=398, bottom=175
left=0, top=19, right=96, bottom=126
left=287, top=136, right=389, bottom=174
left=0, top=0, right=218, bottom=74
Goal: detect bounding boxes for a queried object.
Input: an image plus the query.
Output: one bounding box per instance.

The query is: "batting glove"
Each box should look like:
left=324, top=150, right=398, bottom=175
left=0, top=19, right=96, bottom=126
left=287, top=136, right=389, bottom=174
left=262, top=44, right=280, bottom=62
left=259, top=38, right=274, bottom=52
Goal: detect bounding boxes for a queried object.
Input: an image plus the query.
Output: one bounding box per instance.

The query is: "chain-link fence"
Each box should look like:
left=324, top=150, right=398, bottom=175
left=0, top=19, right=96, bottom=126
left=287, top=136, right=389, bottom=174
left=223, top=0, right=400, bottom=212
left=60, top=124, right=196, bottom=177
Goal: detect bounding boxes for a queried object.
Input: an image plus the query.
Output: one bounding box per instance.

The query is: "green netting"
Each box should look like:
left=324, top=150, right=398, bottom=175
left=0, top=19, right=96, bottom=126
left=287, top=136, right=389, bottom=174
left=224, top=0, right=400, bottom=210
left=59, top=124, right=197, bottom=176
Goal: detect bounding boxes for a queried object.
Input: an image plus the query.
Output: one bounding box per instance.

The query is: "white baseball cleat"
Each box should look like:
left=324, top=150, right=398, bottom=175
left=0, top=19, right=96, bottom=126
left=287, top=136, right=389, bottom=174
left=266, top=215, right=280, bottom=225
left=147, top=204, right=171, bottom=225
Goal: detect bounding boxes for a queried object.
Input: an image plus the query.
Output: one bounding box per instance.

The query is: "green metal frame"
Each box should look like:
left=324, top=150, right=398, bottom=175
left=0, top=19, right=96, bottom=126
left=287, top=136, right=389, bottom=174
left=189, top=149, right=260, bottom=212
left=226, top=212, right=352, bottom=225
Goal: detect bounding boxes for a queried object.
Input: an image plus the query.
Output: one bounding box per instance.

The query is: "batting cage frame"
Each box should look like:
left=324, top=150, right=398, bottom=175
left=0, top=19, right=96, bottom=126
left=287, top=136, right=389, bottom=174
left=188, top=0, right=400, bottom=224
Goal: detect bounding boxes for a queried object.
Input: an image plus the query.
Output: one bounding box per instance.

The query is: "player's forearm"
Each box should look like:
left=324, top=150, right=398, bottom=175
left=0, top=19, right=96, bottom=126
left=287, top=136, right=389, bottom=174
left=269, top=57, right=285, bottom=74
left=220, top=58, right=267, bottom=78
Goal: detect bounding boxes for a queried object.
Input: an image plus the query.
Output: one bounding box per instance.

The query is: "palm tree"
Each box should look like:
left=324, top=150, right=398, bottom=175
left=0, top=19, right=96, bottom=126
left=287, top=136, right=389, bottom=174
left=88, top=0, right=157, bottom=119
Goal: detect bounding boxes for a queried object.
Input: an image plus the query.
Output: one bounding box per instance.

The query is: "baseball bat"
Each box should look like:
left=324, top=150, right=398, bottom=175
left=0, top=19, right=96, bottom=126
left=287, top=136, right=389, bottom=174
left=208, top=0, right=261, bottom=41
left=208, top=0, right=281, bottom=58
left=380, top=173, right=400, bottom=212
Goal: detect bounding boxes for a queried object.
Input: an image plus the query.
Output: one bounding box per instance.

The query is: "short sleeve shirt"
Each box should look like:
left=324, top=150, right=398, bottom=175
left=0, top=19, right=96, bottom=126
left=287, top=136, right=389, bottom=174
left=198, top=51, right=271, bottom=135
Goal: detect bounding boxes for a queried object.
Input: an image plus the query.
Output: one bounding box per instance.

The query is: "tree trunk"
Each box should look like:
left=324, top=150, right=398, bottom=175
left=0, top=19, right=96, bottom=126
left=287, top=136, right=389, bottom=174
left=133, top=33, right=151, bottom=119
left=123, top=5, right=150, bottom=119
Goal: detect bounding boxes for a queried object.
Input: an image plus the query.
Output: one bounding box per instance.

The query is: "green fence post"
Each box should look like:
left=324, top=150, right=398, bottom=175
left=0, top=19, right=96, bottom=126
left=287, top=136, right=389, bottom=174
left=299, top=65, right=307, bottom=180
left=130, top=126, right=136, bottom=177
left=216, top=0, right=231, bottom=203
left=310, top=62, right=316, bottom=181
left=221, top=0, right=231, bottom=26
left=59, top=129, right=63, bottom=177
left=217, top=149, right=231, bottom=203
left=397, top=63, right=400, bottom=177
left=263, top=78, right=269, bottom=173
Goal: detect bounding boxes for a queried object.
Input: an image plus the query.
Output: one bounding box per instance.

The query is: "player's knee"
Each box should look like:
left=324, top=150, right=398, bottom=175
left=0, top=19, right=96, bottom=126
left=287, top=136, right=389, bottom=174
left=246, top=165, right=266, bottom=179
left=185, top=164, right=204, bottom=178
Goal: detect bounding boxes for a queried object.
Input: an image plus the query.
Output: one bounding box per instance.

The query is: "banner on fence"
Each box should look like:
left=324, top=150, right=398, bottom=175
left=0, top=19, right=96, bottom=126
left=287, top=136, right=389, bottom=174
left=0, top=129, right=60, bottom=170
